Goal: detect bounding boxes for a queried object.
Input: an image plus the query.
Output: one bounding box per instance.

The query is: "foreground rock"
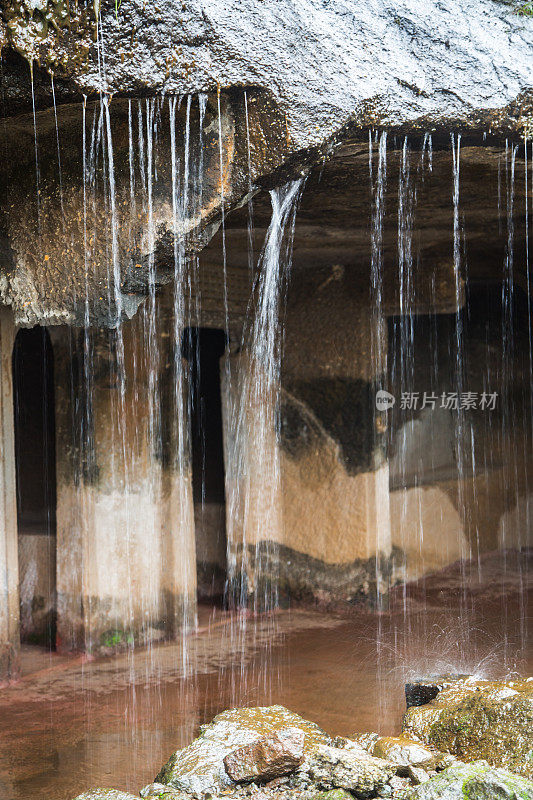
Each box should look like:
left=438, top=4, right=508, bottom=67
left=350, top=733, right=451, bottom=774
left=224, top=728, right=305, bottom=782
left=71, top=697, right=533, bottom=800
left=402, top=676, right=533, bottom=779
left=140, top=786, right=192, bottom=800
left=403, top=760, right=533, bottom=799
left=292, top=742, right=395, bottom=796
left=155, top=706, right=330, bottom=796
left=73, top=792, right=140, bottom=800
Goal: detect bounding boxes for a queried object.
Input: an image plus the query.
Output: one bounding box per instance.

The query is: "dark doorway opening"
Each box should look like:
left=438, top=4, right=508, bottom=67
left=13, top=327, right=57, bottom=647
left=182, top=328, right=228, bottom=604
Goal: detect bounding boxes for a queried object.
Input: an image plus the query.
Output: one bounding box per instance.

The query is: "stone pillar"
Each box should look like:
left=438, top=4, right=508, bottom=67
left=221, top=284, right=394, bottom=609
left=221, top=351, right=284, bottom=608
left=0, top=308, right=19, bottom=681
left=54, top=322, right=196, bottom=653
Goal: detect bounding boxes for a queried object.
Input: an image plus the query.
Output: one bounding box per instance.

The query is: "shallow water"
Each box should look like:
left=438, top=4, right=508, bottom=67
left=0, top=552, right=531, bottom=800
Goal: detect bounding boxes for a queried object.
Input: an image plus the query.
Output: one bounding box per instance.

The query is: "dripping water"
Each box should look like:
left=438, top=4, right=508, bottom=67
left=50, top=74, right=65, bottom=225
left=223, top=179, right=303, bottom=702
left=30, top=66, right=41, bottom=238
left=244, top=91, right=255, bottom=280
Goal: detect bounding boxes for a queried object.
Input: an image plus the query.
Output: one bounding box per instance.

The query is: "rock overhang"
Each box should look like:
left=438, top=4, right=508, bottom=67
left=0, top=0, right=531, bottom=327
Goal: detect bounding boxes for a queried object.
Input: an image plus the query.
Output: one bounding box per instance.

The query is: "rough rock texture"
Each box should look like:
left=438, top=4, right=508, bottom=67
left=0, top=0, right=532, bottom=326
left=1, top=1, right=532, bottom=142
left=292, top=742, right=395, bottom=797
left=155, top=706, right=330, bottom=796
left=402, top=676, right=533, bottom=780
left=310, top=791, right=354, bottom=800
left=73, top=792, right=140, bottom=800
left=0, top=89, right=290, bottom=326
left=368, top=736, right=443, bottom=773
left=403, top=760, right=533, bottom=799
left=224, top=728, right=305, bottom=783
left=140, top=785, right=191, bottom=800
left=386, top=775, right=413, bottom=797
left=405, top=677, right=470, bottom=709
left=405, top=766, right=430, bottom=786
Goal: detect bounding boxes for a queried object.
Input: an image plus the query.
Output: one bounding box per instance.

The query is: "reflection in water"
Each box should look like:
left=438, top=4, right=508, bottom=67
left=1, top=552, right=531, bottom=800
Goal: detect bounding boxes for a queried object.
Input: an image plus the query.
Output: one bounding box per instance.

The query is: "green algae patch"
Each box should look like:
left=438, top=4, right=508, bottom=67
left=404, top=760, right=533, bottom=799
left=310, top=790, right=354, bottom=800
left=403, top=677, right=533, bottom=780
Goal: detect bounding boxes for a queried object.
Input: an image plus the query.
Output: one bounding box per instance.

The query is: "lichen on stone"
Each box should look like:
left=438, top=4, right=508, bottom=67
left=402, top=677, right=533, bottom=780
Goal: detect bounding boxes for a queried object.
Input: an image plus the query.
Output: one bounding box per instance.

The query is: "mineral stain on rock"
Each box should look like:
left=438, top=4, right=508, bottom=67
left=224, top=728, right=305, bottom=783
left=155, top=706, right=330, bottom=796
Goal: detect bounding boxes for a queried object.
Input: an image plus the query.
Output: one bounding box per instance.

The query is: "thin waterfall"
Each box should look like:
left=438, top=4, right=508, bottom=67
left=217, top=87, right=230, bottom=340
left=369, top=130, right=388, bottom=726
left=501, top=143, right=518, bottom=667
left=395, top=136, right=417, bottom=620
left=50, top=73, right=65, bottom=225
left=244, top=91, right=255, bottom=281
left=370, top=131, right=387, bottom=382
left=451, top=132, right=471, bottom=667
left=70, top=94, right=207, bottom=661
left=30, top=67, right=41, bottom=238
left=451, top=134, right=465, bottom=526
left=224, top=180, right=304, bottom=615
left=143, top=97, right=162, bottom=657
left=170, top=93, right=197, bottom=667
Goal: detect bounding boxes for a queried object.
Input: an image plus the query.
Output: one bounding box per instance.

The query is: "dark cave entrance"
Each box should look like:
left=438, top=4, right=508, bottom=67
left=13, top=327, right=57, bottom=647
left=182, top=327, right=228, bottom=605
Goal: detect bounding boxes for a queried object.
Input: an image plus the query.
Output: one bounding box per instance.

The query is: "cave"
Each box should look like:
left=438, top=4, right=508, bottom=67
left=182, top=327, right=228, bottom=605
left=0, top=2, right=531, bottom=798
left=12, top=327, right=56, bottom=647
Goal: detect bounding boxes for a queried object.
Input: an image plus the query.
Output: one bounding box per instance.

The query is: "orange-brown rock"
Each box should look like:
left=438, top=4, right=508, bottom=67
left=223, top=728, right=305, bottom=783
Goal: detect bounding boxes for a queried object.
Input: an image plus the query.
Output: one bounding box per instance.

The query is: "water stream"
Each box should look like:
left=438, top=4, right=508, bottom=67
left=1, top=81, right=531, bottom=800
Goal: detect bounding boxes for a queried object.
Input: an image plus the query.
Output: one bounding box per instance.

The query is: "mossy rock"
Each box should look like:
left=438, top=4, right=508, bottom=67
left=309, top=791, right=354, bottom=800
left=403, top=760, right=533, bottom=799
left=402, top=677, right=533, bottom=779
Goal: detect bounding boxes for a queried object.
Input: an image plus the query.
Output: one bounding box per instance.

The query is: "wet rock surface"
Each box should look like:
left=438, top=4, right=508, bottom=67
left=140, top=784, right=192, bottom=800
left=155, top=706, right=330, bottom=796
left=1, top=1, right=532, bottom=144
left=70, top=694, right=533, bottom=800
left=356, top=734, right=447, bottom=774
left=73, top=792, right=140, bottom=800
left=293, top=742, right=395, bottom=796
left=402, top=675, right=533, bottom=779
left=404, top=677, right=470, bottom=709
left=224, top=728, right=305, bottom=783
left=1, top=2, right=532, bottom=326
left=0, top=89, right=290, bottom=326
left=402, top=760, right=533, bottom=799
